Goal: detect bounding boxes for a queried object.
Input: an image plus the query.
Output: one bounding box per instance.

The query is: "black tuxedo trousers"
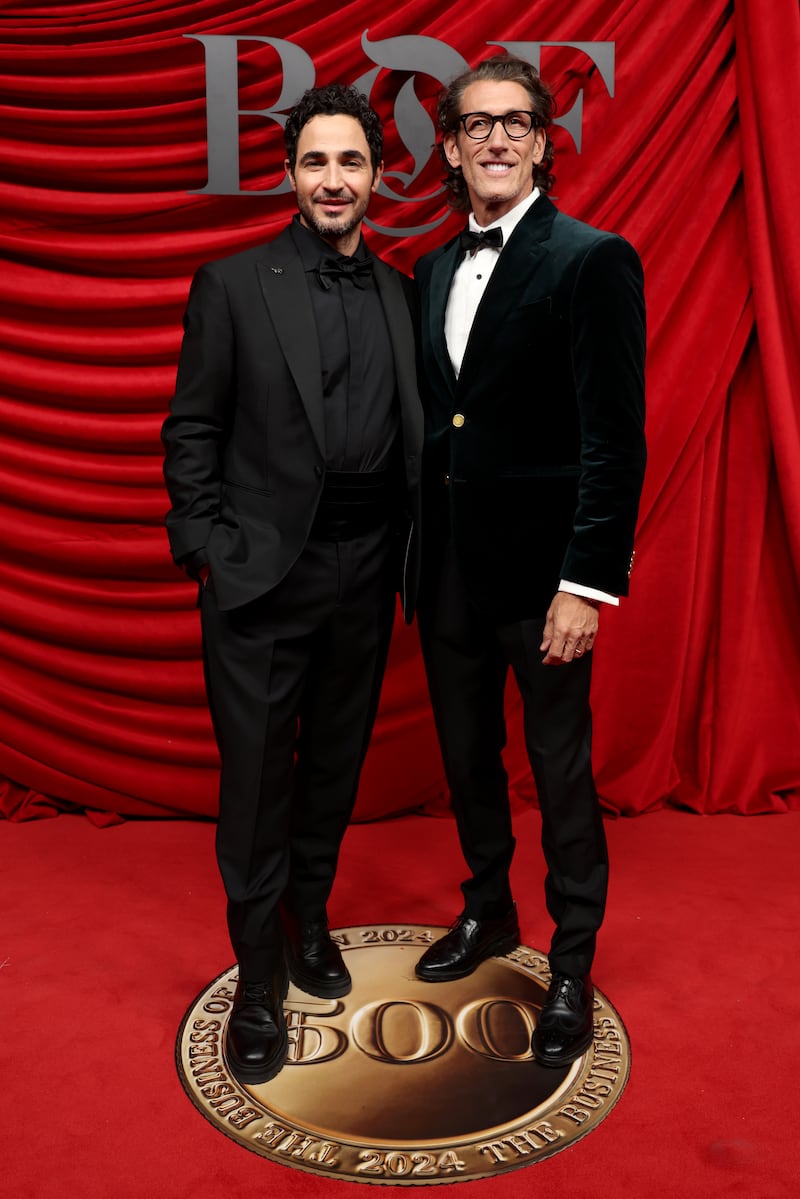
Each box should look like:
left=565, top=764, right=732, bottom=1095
left=418, top=536, right=608, bottom=979
left=200, top=524, right=395, bottom=981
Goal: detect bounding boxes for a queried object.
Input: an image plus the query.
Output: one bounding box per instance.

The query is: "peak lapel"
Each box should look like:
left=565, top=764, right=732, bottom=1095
left=458, top=197, right=557, bottom=388
left=427, top=240, right=461, bottom=395
left=256, top=234, right=325, bottom=458
left=373, top=260, right=414, bottom=397
left=373, top=259, right=423, bottom=470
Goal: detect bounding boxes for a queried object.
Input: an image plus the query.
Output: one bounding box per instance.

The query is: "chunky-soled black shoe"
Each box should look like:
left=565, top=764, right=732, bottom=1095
left=286, top=918, right=352, bottom=998
left=415, top=907, right=520, bottom=982
left=531, top=973, right=594, bottom=1068
left=225, top=967, right=289, bottom=1086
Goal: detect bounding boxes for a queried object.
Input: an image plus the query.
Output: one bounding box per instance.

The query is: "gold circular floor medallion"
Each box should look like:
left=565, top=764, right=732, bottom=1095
left=176, top=924, right=630, bottom=1184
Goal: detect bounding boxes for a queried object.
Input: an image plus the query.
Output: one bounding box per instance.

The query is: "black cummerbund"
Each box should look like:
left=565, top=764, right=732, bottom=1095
left=309, top=469, right=393, bottom=542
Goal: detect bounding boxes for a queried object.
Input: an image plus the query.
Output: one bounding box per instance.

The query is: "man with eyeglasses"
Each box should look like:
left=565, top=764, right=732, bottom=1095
left=414, top=55, right=646, bottom=1068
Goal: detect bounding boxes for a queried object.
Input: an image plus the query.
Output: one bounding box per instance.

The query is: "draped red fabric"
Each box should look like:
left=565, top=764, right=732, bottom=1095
left=1, top=0, right=798, bottom=822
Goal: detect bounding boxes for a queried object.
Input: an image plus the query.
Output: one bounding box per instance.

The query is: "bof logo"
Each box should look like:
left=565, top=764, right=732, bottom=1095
left=186, top=30, right=615, bottom=236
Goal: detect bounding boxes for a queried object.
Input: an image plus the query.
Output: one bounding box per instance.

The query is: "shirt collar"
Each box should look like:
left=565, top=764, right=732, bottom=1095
left=468, top=187, right=540, bottom=246
left=290, top=213, right=370, bottom=269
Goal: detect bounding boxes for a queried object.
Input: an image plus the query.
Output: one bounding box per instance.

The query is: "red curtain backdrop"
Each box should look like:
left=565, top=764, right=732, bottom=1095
left=1, top=0, right=798, bottom=823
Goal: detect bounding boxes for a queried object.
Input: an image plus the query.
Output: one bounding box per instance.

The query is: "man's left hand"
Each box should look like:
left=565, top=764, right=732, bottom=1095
left=540, top=592, right=599, bottom=665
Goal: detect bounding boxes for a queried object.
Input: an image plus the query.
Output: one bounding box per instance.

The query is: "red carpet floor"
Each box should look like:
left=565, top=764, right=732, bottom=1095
left=3, top=807, right=799, bottom=1198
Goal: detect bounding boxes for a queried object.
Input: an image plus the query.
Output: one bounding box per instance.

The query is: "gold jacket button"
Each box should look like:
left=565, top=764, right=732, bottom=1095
left=452, top=413, right=465, bottom=428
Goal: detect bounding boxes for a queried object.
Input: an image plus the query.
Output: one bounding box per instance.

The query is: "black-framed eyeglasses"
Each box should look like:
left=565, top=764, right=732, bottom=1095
left=457, top=111, right=539, bottom=141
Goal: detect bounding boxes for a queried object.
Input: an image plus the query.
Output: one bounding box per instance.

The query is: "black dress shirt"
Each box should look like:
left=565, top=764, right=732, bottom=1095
left=290, top=215, right=398, bottom=472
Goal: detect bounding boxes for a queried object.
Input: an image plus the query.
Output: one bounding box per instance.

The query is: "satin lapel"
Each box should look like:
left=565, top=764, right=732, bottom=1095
left=373, top=260, right=423, bottom=460
left=427, top=241, right=461, bottom=395
left=458, top=198, right=557, bottom=391
left=256, top=231, right=325, bottom=457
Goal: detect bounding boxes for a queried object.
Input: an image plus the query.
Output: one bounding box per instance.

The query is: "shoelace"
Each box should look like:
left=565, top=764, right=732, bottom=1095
left=550, top=974, right=580, bottom=1000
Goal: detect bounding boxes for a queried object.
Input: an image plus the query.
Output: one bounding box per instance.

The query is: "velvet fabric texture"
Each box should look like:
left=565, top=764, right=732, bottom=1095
left=415, top=195, right=646, bottom=620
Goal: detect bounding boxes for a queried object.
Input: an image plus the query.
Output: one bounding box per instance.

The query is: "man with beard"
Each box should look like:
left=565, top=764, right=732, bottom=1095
left=413, top=55, right=646, bottom=1067
left=162, top=84, right=422, bottom=1085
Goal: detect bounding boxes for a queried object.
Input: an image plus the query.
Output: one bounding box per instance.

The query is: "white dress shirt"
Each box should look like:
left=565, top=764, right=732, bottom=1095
left=444, top=187, right=618, bottom=607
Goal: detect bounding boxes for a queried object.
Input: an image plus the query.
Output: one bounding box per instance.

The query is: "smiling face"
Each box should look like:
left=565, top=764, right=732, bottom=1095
left=286, top=113, right=383, bottom=257
left=443, top=80, right=546, bottom=226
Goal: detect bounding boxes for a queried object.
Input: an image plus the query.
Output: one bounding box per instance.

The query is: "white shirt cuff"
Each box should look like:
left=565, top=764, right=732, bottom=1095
left=559, top=580, right=619, bottom=607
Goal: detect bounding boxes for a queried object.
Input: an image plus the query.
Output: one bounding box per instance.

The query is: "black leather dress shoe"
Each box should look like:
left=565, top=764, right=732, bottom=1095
left=225, top=968, right=289, bottom=1086
left=531, top=973, right=594, bottom=1067
left=286, top=918, right=352, bottom=998
left=415, top=907, right=520, bottom=982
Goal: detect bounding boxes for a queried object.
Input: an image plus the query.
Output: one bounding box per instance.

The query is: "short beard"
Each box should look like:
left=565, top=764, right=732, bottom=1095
left=296, top=196, right=368, bottom=246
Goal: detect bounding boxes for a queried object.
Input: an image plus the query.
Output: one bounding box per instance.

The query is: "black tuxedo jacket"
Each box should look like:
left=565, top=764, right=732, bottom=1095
left=163, top=226, right=423, bottom=617
left=415, top=195, right=647, bottom=621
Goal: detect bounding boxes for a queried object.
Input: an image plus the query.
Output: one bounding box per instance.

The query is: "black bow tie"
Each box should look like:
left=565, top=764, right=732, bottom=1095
left=317, top=256, right=374, bottom=290
left=459, top=227, right=504, bottom=254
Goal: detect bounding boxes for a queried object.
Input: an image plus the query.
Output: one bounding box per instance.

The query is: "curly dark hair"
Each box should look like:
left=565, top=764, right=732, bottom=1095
left=437, top=55, right=556, bottom=211
left=284, top=84, right=383, bottom=174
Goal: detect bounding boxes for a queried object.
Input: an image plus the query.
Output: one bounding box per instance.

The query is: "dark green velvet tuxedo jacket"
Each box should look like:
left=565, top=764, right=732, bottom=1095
left=162, top=226, right=423, bottom=617
left=415, top=194, right=647, bottom=621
